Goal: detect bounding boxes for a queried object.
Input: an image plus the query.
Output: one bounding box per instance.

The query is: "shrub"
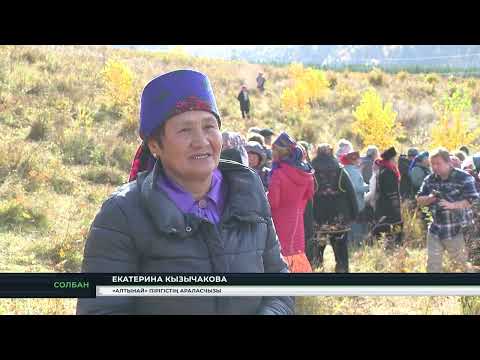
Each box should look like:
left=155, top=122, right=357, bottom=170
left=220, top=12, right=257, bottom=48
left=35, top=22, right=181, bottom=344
left=29, top=230, right=86, bottom=272
left=111, top=143, right=136, bottom=172
left=61, top=129, right=107, bottom=166
left=0, top=198, right=48, bottom=232
left=425, top=73, right=440, bottom=85
left=81, top=167, right=125, bottom=185
left=281, top=65, right=329, bottom=115
left=0, top=141, right=25, bottom=180
left=460, top=297, right=480, bottom=315
left=50, top=177, right=75, bottom=195
left=293, top=118, right=320, bottom=145
left=467, top=78, right=477, bottom=90
left=352, top=88, right=403, bottom=150
left=20, top=48, right=47, bottom=64
left=93, top=104, right=122, bottom=124
left=119, top=116, right=138, bottom=140
left=407, top=84, right=435, bottom=99
left=368, top=68, right=385, bottom=86
left=397, top=71, right=408, bottom=81
left=326, top=71, right=337, bottom=89
left=101, top=59, right=134, bottom=108
left=26, top=118, right=49, bottom=141
left=335, top=84, right=359, bottom=109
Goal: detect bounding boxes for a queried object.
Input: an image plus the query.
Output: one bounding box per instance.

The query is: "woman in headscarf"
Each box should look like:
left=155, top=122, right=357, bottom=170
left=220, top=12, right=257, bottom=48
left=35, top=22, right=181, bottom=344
left=245, top=141, right=270, bottom=192
left=335, top=139, right=353, bottom=160
left=267, top=132, right=315, bottom=272
left=77, top=70, right=293, bottom=315
left=220, top=131, right=249, bottom=166
left=372, top=146, right=403, bottom=250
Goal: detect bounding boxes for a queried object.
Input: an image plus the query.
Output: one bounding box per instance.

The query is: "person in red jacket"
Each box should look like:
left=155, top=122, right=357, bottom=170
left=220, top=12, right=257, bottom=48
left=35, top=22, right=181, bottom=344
left=267, top=132, right=315, bottom=272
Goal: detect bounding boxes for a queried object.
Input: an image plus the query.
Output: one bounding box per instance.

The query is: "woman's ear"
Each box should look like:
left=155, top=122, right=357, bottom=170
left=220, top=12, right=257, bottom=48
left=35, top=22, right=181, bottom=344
left=147, top=138, right=161, bottom=159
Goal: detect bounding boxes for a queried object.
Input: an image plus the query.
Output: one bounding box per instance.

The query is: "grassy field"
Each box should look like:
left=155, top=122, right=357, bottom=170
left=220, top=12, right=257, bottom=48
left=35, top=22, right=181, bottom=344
left=1, top=45, right=480, bottom=314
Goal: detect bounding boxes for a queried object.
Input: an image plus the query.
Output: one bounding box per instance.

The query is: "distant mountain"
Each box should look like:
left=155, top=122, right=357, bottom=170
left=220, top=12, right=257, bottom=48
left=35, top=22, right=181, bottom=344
left=112, top=45, right=480, bottom=70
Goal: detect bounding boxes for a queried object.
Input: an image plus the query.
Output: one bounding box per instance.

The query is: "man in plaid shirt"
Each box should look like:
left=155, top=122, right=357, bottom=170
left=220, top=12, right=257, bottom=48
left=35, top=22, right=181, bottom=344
left=417, top=148, right=480, bottom=272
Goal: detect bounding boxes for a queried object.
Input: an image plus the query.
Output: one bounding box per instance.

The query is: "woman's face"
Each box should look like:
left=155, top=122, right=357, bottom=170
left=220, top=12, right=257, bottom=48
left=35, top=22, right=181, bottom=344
left=248, top=152, right=261, bottom=168
left=272, top=147, right=282, bottom=161
left=149, top=110, right=222, bottom=182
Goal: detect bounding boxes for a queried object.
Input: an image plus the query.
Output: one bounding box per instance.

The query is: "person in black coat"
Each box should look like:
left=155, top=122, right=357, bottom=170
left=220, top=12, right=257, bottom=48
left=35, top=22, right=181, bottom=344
left=310, top=144, right=359, bottom=273
left=373, top=146, right=403, bottom=250
left=237, top=85, right=250, bottom=119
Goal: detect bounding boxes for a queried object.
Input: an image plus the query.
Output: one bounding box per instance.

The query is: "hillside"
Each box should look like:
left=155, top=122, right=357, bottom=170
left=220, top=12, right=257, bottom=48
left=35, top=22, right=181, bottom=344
left=119, top=45, right=480, bottom=71
left=1, top=45, right=480, bottom=314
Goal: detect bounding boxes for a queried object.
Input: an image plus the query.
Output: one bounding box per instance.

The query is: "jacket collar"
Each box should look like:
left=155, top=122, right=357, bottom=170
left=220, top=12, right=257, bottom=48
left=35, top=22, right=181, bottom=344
left=136, top=159, right=270, bottom=238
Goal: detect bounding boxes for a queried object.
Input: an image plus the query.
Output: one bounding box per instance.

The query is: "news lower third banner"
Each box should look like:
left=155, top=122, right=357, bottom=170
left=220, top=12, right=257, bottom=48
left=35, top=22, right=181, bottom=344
left=2, top=274, right=480, bottom=297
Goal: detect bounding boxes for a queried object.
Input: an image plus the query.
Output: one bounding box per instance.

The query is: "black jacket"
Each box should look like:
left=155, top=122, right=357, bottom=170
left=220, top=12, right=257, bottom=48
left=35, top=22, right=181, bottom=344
left=311, top=154, right=359, bottom=226
left=237, top=91, right=250, bottom=109
left=398, top=155, right=413, bottom=199
left=77, top=159, right=293, bottom=315
left=375, top=166, right=402, bottom=224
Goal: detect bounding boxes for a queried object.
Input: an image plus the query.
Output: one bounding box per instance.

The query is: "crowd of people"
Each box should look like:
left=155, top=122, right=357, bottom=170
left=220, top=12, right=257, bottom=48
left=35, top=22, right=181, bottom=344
left=78, top=69, right=480, bottom=314
left=220, top=128, right=480, bottom=274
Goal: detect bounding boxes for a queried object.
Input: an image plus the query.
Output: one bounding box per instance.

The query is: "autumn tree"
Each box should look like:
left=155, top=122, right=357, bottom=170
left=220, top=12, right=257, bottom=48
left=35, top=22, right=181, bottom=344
left=430, top=85, right=480, bottom=151
left=352, top=88, right=403, bottom=151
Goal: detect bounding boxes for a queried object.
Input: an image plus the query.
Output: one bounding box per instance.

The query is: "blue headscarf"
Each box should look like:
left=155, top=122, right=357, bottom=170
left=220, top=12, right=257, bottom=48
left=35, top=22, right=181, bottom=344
left=408, top=151, right=429, bottom=175
left=269, top=132, right=314, bottom=181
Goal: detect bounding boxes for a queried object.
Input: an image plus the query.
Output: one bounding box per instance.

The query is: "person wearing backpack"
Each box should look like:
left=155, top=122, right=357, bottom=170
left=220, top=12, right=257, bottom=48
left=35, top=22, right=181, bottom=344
left=310, top=143, right=359, bottom=272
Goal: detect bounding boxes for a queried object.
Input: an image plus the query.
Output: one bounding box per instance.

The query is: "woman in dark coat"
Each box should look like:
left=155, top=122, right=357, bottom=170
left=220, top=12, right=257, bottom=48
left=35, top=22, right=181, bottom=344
left=310, top=144, right=359, bottom=273
left=77, top=70, right=293, bottom=315
left=373, top=146, right=403, bottom=250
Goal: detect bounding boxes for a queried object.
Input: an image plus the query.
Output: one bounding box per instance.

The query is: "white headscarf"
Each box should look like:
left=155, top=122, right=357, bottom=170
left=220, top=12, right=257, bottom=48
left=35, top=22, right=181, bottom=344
left=336, top=139, right=353, bottom=159
left=222, top=131, right=249, bottom=166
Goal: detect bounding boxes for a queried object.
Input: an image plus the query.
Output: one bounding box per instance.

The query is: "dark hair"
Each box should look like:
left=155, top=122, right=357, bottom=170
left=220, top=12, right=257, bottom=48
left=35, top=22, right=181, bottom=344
left=455, top=151, right=467, bottom=162
left=248, top=135, right=265, bottom=146
left=459, top=146, right=470, bottom=156
left=430, top=147, right=451, bottom=163
left=149, top=123, right=166, bottom=147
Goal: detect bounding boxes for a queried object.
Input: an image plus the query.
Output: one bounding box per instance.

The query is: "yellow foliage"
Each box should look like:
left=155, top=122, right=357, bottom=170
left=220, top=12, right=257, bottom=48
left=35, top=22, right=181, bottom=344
left=167, top=46, right=190, bottom=62
left=352, top=88, right=403, bottom=150
left=287, top=62, right=305, bottom=80
left=101, top=59, right=134, bottom=107
left=430, top=86, right=480, bottom=151
left=430, top=110, right=480, bottom=151
left=281, top=64, right=328, bottom=115
left=336, top=83, right=358, bottom=108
